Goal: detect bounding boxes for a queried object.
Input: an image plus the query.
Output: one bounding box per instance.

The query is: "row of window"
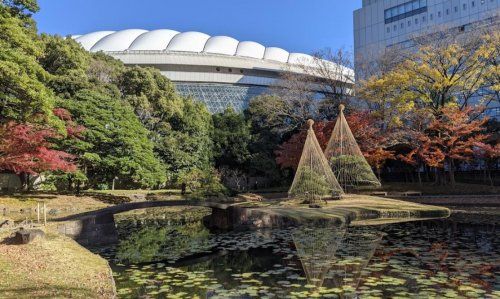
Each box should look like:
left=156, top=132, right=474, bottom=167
left=215, top=67, right=244, bottom=74
left=384, top=0, right=428, bottom=24
left=386, top=15, right=498, bottom=49
left=386, top=0, right=493, bottom=33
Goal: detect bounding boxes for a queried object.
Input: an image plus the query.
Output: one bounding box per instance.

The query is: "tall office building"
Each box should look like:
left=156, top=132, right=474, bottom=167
left=354, top=0, right=499, bottom=117
left=354, top=0, right=499, bottom=64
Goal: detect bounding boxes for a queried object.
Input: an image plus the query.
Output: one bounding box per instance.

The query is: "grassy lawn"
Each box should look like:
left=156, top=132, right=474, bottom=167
left=0, top=194, right=110, bottom=222
left=374, top=182, right=499, bottom=195
left=88, top=189, right=183, bottom=196
left=0, top=195, right=116, bottom=298
left=0, top=228, right=115, bottom=298
left=228, top=194, right=451, bottom=227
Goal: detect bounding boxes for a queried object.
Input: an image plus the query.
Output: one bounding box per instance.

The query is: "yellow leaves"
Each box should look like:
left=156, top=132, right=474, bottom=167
left=359, top=32, right=494, bottom=123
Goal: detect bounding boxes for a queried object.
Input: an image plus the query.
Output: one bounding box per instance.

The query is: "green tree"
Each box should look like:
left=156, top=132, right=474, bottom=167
left=119, top=67, right=216, bottom=183
left=59, top=89, right=166, bottom=188
left=39, top=34, right=91, bottom=98
left=212, top=108, right=251, bottom=170
left=119, top=66, right=183, bottom=133
left=0, top=4, right=58, bottom=125
left=245, top=97, right=288, bottom=183
left=157, top=98, right=214, bottom=179
left=1, top=0, right=39, bottom=28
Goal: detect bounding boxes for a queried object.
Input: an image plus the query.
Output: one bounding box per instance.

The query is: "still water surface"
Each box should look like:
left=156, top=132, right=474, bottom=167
left=91, top=207, right=499, bottom=298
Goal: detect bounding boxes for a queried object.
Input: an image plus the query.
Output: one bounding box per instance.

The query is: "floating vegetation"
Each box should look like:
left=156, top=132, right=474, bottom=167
left=91, top=209, right=499, bottom=298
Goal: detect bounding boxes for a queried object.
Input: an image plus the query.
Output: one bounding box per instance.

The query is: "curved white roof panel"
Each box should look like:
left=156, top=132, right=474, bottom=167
left=204, top=36, right=239, bottom=55
left=288, top=53, right=315, bottom=66
left=91, top=29, right=147, bottom=52
left=264, top=47, right=289, bottom=63
left=71, top=29, right=354, bottom=82
left=75, top=31, right=115, bottom=51
left=166, top=31, right=210, bottom=52
left=235, top=41, right=265, bottom=59
left=128, top=29, right=179, bottom=51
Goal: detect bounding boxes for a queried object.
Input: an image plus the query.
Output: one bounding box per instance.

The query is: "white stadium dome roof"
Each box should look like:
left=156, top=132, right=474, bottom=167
left=74, top=28, right=321, bottom=66
left=73, top=28, right=355, bottom=114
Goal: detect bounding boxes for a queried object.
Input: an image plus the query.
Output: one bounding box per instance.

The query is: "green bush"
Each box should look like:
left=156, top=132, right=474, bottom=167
left=289, top=168, right=332, bottom=203
left=177, top=168, right=228, bottom=199
left=329, top=155, right=379, bottom=186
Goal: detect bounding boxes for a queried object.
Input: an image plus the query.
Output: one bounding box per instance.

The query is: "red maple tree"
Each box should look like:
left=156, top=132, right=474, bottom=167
left=53, top=108, right=85, bottom=137
left=405, top=106, right=489, bottom=185
left=0, top=122, right=76, bottom=174
left=0, top=109, right=80, bottom=188
left=275, top=120, right=334, bottom=170
left=474, top=142, right=500, bottom=186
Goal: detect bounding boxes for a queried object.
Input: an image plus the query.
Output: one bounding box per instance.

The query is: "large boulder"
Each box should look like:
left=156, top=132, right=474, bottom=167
left=0, top=219, right=14, bottom=230
left=12, top=228, right=45, bottom=244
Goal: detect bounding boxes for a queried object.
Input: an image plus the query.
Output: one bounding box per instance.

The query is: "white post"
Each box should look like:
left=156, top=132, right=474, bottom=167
left=43, top=202, right=47, bottom=226
left=37, top=202, right=40, bottom=224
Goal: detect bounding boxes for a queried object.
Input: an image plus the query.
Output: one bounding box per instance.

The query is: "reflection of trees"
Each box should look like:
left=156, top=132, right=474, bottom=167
left=116, top=221, right=211, bottom=264
left=292, top=224, right=383, bottom=291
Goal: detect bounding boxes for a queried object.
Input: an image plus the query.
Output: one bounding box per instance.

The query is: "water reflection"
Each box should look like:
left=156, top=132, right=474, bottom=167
left=92, top=208, right=499, bottom=298
left=292, top=224, right=384, bottom=293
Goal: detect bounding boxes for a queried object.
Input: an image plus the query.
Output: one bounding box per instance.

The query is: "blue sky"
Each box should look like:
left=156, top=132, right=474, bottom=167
left=34, top=0, right=361, bottom=55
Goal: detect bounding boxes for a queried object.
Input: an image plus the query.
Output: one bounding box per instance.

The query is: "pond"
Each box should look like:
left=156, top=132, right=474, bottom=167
left=91, top=207, right=499, bottom=298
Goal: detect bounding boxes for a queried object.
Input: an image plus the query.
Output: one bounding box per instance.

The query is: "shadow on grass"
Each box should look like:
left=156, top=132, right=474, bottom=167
left=0, top=286, right=103, bottom=299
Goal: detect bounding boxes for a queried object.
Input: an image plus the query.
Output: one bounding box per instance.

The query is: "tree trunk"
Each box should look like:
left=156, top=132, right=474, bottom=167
left=486, top=160, right=494, bottom=187
left=425, top=165, right=430, bottom=182
left=448, top=158, right=456, bottom=187
left=68, top=175, right=73, bottom=191
left=20, top=172, right=28, bottom=191
left=417, top=167, right=422, bottom=186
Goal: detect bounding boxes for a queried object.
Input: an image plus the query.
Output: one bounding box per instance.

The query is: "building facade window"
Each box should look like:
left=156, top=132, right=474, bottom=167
left=384, top=0, right=427, bottom=24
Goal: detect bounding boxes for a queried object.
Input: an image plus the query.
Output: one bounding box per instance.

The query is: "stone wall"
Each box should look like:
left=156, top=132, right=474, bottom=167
left=0, top=173, right=21, bottom=192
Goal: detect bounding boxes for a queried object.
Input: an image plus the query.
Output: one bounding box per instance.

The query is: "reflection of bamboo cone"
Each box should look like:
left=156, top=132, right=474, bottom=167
left=328, top=228, right=384, bottom=290
left=292, top=225, right=346, bottom=288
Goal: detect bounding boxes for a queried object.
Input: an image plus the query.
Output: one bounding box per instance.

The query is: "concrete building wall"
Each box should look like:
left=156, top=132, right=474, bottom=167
left=354, top=0, right=499, bottom=66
